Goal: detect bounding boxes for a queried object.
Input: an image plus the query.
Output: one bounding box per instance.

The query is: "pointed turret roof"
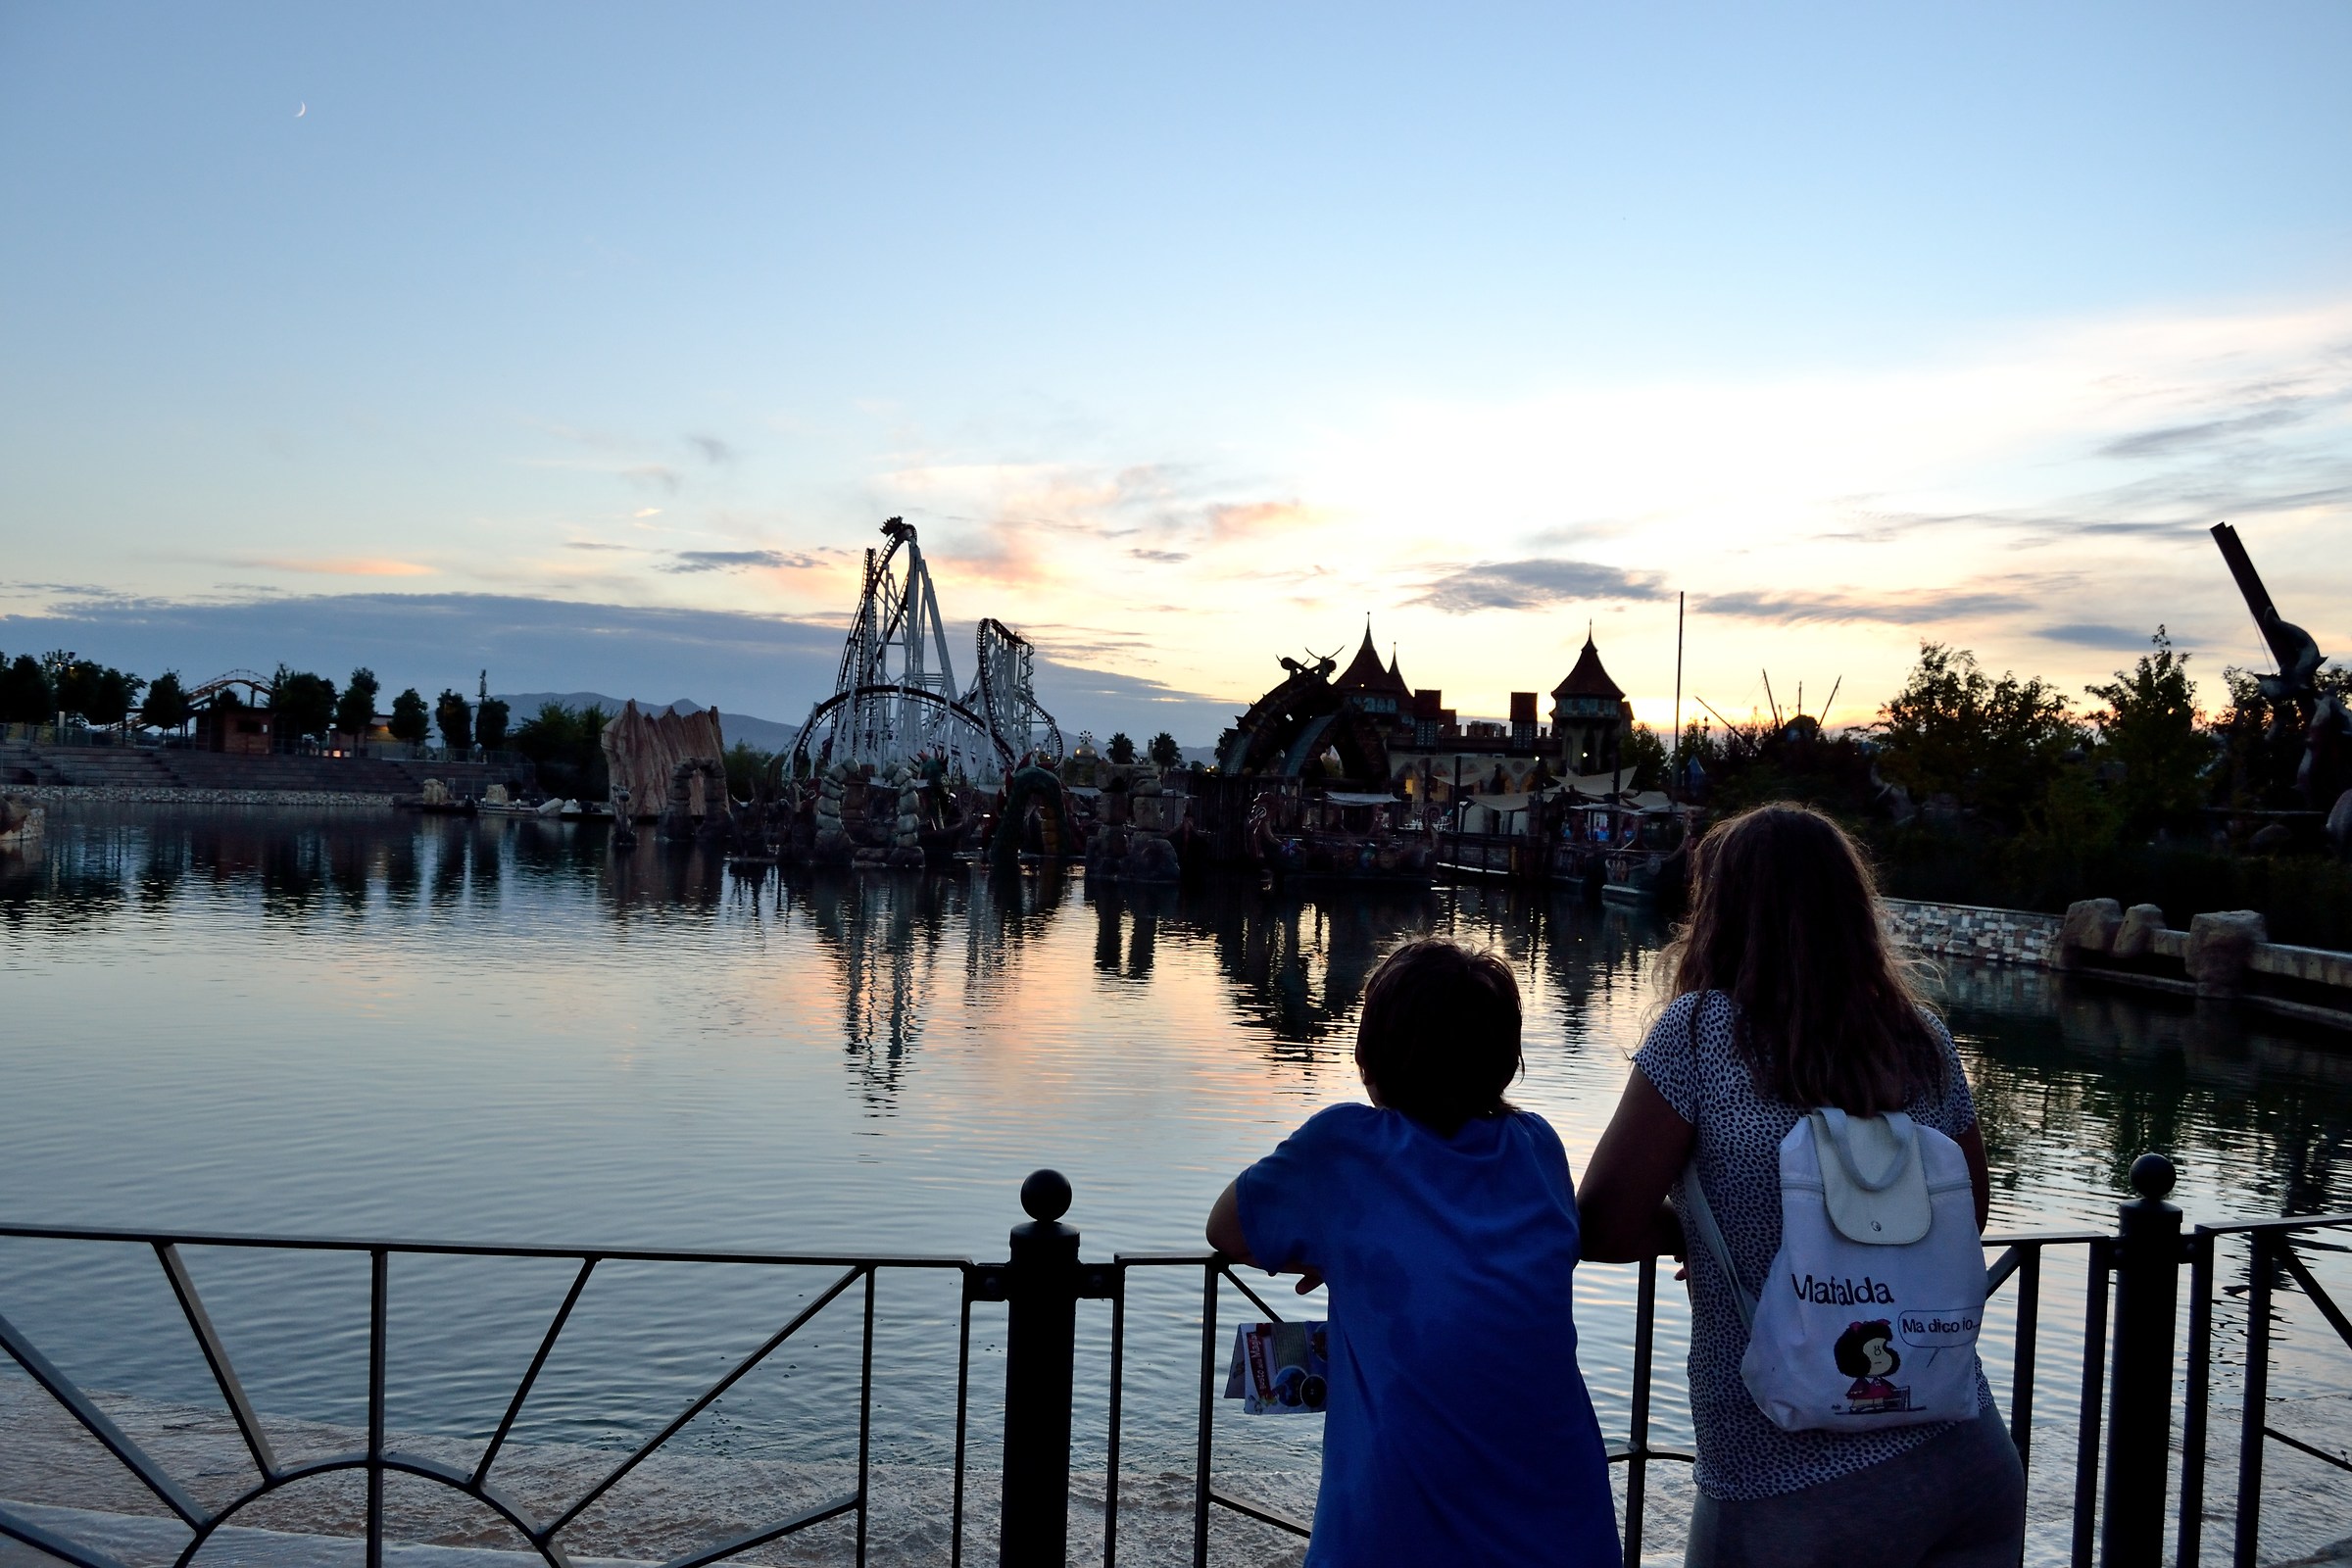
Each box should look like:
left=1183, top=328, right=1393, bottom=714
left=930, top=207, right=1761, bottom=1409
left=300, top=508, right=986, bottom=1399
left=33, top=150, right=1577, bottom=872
left=1387, top=649, right=1406, bottom=691
left=1337, top=620, right=1412, bottom=699
left=1551, top=633, right=1625, bottom=702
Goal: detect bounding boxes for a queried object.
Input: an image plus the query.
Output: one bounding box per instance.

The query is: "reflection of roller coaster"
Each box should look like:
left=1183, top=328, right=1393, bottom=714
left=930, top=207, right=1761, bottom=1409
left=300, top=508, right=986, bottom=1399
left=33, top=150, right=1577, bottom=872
left=786, top=518, right=1062, bottom=783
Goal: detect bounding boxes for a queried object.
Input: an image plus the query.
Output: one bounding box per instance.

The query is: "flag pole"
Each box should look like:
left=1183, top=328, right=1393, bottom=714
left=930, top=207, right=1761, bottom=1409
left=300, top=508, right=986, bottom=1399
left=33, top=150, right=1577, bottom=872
left=1671, top=591, right=1685, bottom=796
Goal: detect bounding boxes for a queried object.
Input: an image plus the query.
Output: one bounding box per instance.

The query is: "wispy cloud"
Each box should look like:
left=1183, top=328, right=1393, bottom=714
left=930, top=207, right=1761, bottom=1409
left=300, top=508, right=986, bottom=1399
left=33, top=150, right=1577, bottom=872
left=623, top=465, right=682, bottom=494
left=246, top=558, right=436, bottom=577
left=1696, top=579, right=2065, bottom=626
left=1128, top=548, right=1191, bottom=564
left=566, top=540, right=632, bottom=552
left=1413, top=559, right=1665, bottom=613
left=1206, top=500, right=1324, bottom=540
left=2096, top=395, right=2343, bottom=461
left=2039, top=621, right=2159, bottom=649
left=687, top=434, right=734, bottom=465
left=662, top=549, right=821, bottom=574
left=2, top=580, right=132, bottom=601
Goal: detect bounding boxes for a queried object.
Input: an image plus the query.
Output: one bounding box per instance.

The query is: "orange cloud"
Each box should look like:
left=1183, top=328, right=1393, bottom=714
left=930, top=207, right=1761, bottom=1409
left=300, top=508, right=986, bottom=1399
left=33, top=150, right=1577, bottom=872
left=1207, top=499, right=1326, bottom=541
left=248, top=558, right=436, bottom=576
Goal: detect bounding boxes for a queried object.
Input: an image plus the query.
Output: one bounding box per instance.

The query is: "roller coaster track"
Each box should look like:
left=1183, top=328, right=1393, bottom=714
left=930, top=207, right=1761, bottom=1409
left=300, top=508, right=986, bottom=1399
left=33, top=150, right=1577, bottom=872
left=789, top=520, right=1059, bottom=781
left=184, top=669, right=274, bottom=707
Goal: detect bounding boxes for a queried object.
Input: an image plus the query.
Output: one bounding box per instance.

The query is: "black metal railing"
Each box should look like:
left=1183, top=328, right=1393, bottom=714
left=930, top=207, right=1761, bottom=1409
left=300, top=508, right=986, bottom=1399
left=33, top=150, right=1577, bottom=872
left=4, top=1155, right=2350, bottom=1568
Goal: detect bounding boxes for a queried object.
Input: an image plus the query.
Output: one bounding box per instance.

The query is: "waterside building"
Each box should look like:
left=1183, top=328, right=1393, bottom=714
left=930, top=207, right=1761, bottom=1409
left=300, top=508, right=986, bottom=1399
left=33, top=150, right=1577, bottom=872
left=1220, top=621, right=1637, bottom=801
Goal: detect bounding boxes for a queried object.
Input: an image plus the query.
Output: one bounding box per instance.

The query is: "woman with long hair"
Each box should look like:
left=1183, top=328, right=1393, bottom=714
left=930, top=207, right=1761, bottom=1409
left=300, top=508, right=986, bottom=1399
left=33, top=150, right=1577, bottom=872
left=1579, top=803, right=2025, bottom=1566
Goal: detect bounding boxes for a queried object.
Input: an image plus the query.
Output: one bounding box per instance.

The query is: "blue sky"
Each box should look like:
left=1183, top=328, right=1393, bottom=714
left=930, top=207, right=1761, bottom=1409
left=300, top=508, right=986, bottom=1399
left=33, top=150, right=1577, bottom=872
left=3, top=3, right=2348, bottom=739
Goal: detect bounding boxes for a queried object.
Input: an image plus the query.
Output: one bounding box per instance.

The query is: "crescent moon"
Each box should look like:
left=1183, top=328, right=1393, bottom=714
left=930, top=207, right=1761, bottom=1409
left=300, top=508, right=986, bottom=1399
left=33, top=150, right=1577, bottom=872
left=296, top=101, right=307, bottom=118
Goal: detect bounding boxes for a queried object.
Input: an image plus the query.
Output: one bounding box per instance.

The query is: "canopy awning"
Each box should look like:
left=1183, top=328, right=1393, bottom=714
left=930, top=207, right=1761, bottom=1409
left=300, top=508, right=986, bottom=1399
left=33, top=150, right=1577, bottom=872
left=1462, top=789, right=1557, bottom=813
left=1319, top=790, right=1402, bottom=808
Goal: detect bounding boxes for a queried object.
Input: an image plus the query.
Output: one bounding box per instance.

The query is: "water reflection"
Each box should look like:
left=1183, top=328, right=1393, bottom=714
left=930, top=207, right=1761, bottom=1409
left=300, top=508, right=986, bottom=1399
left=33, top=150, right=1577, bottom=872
left=789, top=869, right=968, bottom=1111
left=1942, top=966, right=2352, bottom=1221
left=3, top=805, right=2350, bottom=1233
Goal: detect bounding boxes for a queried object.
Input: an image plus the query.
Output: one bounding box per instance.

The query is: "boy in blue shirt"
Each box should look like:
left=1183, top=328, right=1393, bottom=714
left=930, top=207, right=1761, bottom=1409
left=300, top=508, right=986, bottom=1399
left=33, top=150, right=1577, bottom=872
left=1206, top=938, right=1619, bottom=1566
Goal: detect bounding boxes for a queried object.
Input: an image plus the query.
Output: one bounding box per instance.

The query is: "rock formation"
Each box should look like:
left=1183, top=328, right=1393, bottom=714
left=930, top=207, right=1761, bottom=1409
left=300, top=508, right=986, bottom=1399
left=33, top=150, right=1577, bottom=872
left=602, top=701, right=724, bottom=821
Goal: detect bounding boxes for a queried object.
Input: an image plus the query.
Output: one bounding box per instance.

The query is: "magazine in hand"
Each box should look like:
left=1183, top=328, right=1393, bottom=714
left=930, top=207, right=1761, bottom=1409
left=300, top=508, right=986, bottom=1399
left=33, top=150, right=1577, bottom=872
left=1223, top=1321, right=1330, bottom=1415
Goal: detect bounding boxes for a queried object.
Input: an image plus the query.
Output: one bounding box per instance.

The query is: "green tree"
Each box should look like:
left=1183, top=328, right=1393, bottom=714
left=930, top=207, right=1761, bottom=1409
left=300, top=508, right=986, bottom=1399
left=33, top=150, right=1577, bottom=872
left=434, top=689, right=473, bottom=751
left=52, top=659, right=99, bottom=722
left=475, top=696, right=512, bottom=751
left=1619, top=723, right=1668, bottom=791
left=0, top=654, right=51, bottom=725
left=512, top=702, right=609, bottom=798
left=513, top=701, right=579, bottom=759
left=2082, top=627, right=2208, bottom=837
left=1148, top=731, right=1182, bottom=769
left=1105, top=731, right=1137, bottom=764
left=334, top=667, right=380, bottom=740
left=81, top=667, right=145, bottom=735
left=272, top=667, right=338, bottom=746
left=140, top=671, right=191, bottom=735
left=388, top=687, right=430, bottom=745
left=722, top=740, right=770, bottom=801
left=1875, top=643, right=2077, bottom=829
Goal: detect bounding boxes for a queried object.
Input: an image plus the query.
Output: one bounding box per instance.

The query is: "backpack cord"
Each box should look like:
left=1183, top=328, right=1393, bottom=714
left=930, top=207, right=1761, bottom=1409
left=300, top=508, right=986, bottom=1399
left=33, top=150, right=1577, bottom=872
left=1681, top=995, right=1759, bottom=1332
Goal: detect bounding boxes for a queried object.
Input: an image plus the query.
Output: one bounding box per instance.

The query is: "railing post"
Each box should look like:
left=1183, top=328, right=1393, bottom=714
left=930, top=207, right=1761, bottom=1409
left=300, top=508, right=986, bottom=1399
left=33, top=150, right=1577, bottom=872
left=1001, top=1169, right=1080, bottom=1567
left=2100, top=1153, right=2181, bottom=1568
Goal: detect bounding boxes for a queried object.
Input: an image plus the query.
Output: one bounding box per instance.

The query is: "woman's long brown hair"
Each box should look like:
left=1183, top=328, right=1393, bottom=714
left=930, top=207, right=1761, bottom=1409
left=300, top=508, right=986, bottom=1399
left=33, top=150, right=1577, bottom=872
left=1663, top=803, right=1946, bottom=1113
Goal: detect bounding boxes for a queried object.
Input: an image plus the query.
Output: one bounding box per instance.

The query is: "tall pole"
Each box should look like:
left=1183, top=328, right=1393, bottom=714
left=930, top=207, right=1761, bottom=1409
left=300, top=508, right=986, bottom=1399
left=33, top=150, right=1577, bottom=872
left=1671, top=592, right=1684, bottom=791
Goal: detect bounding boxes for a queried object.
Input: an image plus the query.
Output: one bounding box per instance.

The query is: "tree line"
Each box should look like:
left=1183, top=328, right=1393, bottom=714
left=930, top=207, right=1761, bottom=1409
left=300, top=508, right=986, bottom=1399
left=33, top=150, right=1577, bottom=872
left=0, top=650, right=516, bottom=753
left=1666, top=630, right=2352, bottom=942
left=1675, top=629, right=2335, bottom=838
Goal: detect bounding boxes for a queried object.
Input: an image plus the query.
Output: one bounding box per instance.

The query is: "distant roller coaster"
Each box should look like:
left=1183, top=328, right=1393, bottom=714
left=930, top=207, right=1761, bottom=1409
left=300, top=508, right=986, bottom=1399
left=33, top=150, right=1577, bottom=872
left=785, top=518, right=1061, bottom=783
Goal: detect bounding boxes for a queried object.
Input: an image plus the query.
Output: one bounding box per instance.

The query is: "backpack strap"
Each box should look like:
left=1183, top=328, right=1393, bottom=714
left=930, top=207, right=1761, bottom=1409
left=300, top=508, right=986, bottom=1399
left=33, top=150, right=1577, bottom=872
left=1678, top=1157, right=1756, bottom=1333
left=1677, top=992, right=1758, bottom=1333
left=1814, top=1107, right=1917, bottom=1191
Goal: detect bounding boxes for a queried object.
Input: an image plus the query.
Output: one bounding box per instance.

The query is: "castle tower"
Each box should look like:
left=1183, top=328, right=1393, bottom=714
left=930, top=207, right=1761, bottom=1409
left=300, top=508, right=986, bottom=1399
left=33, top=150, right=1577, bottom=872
left=1550, top=632, right=1631, bottom=776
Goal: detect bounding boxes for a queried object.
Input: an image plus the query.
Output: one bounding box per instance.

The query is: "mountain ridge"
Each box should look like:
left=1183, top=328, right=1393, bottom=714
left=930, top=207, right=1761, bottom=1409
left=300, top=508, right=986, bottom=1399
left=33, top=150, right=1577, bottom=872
left=497, top=693, right=801, bottom=754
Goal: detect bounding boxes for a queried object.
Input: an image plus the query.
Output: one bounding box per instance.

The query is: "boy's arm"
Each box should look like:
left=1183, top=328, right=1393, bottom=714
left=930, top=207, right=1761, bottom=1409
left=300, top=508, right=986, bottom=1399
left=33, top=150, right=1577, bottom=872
left=1206, top=1175, right=1327, bottom=1296
left=1205, top=1180, right=1256, bottom=1264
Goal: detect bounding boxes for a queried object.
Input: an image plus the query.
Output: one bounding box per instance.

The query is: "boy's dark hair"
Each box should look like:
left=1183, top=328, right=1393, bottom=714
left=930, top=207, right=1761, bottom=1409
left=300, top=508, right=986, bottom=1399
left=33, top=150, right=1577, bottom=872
left=1833, top=1320, right=1901, bottom=1378
left=1355, top=939, right=1523, bottom=1136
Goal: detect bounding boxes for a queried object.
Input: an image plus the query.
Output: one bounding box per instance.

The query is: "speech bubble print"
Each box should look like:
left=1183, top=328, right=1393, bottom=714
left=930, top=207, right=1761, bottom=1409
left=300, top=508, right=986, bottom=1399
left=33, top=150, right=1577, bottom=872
left=1898, top=1308, right=1981, bottom=1348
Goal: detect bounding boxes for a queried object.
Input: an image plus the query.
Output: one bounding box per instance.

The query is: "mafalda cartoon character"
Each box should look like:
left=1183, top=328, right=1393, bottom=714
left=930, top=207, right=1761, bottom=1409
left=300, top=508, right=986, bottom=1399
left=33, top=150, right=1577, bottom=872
left=1834, top=1319, right=1911, bottom=1413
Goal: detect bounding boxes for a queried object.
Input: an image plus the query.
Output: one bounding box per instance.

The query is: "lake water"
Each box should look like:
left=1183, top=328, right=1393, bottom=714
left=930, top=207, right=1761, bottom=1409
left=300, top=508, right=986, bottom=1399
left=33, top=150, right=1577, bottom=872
left=2, top=805, right=2349, bottom=1565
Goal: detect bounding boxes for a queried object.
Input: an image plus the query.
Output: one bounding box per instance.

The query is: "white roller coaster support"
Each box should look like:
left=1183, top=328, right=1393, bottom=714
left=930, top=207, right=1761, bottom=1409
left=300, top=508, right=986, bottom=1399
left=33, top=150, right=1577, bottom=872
left=790, top=518, right=1058, bottom=784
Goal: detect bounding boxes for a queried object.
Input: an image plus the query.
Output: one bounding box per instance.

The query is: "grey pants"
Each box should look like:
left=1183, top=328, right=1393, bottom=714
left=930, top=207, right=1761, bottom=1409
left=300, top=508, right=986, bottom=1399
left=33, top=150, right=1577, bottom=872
left=1686, top=1406, right=2028, bottom=1568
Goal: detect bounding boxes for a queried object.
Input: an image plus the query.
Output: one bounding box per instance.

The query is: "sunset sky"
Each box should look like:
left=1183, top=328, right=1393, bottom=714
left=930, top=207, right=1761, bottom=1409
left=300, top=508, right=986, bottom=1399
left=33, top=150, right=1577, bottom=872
left=3, top=3, right=2348, bottom=742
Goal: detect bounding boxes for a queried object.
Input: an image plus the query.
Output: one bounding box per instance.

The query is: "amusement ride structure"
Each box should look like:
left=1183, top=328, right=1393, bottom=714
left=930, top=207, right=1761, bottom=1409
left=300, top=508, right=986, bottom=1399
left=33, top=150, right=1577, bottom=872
left=785, top=518, right=1062, bottom=783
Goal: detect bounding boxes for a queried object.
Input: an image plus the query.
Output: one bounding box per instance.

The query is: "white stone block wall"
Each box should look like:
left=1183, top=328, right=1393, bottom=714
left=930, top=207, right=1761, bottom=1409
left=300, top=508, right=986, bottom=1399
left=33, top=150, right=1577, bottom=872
left=1882, top=898, right=2065, bottom=968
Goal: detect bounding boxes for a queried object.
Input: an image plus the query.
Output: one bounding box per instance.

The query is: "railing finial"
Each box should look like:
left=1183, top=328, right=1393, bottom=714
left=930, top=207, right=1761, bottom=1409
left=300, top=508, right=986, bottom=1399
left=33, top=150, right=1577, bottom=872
left=2130, top=1152, right=2178, bottom=1201
left=1021, top=1168, right=1073, bottom=1223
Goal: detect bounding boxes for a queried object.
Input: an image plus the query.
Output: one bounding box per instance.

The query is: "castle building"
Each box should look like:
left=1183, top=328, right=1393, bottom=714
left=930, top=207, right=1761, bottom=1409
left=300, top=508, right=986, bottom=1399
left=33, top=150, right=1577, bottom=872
left=1550, top=632, right=1629, bottom=776
left=1220, top=619, right=1637, bottom=799
left=1334, top=625, right=1413, bottom=723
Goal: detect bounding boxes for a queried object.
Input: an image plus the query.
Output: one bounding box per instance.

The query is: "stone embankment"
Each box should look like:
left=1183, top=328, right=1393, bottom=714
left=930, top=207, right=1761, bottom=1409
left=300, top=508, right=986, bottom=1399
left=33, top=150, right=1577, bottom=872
left=5, top=783, right=400, bottom=808
left=1883, top=900, right=2062, bottom=967
left=1886, top=894, right=2352, bottom=1031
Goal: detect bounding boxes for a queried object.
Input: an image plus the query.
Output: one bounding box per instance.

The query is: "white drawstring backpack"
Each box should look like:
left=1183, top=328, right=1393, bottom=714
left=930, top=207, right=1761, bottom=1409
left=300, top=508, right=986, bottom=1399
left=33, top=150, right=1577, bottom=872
left=1681, top=1107, right=1986, bottom=1433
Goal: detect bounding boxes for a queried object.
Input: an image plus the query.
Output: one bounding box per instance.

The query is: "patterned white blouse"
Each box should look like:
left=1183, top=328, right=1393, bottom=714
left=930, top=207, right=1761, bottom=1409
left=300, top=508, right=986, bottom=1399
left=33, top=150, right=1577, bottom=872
left=1632, top=990, right=1995, bottom=1501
